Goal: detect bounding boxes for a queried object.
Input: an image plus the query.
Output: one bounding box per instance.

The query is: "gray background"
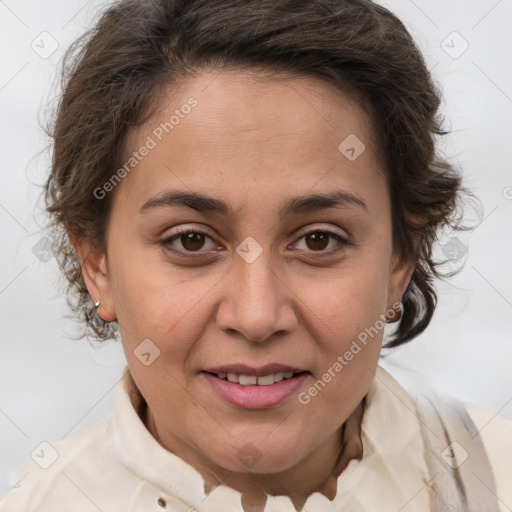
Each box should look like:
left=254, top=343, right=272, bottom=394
left=1, top=0, right=511, bottom=496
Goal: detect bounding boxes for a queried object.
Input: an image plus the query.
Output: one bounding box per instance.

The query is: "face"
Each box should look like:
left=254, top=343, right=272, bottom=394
left=81, top=68, right=413, bottom=474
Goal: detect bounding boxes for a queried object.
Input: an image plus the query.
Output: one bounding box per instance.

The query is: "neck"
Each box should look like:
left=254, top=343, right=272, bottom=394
left=143, top=398, right=365, bottom=512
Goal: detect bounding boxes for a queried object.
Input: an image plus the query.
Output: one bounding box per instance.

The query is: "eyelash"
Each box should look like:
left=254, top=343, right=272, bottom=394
left=160, top=227, right=350, bottom=260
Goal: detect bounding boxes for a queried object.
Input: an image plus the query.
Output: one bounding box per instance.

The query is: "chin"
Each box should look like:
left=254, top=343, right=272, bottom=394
left=206, top=437, right=306, bottom=474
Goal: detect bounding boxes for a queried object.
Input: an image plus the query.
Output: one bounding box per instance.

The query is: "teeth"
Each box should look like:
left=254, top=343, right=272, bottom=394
left=239, top=375, right=257, bottom=385
left=216, top=371, right=298, bottom=385
left=257, top=374, right=275, bottom=386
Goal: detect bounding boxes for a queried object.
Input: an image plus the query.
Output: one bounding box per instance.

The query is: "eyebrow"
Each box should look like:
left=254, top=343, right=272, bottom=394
left=139, top=189, right=367, bottom=219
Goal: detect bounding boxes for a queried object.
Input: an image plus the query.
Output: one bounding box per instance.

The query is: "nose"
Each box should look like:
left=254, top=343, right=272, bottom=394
left=216, top=249, right=298, bottom=343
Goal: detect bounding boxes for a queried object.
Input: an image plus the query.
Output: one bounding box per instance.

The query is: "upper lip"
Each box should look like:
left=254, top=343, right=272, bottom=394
left=203, top=364, right=308, bottom=377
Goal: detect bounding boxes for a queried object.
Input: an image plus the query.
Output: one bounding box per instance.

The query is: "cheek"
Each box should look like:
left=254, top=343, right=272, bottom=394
left=306, top=256, right=390, bottom=337
left=298, top=252, right=390, bottom=402
left=107, top=243, right=218, bottom=360
left=301, top=275, right=384, bottom=417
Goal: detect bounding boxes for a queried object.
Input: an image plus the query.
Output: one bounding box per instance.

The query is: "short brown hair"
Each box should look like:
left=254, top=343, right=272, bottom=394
left=44, top=0, right=476, bottom=347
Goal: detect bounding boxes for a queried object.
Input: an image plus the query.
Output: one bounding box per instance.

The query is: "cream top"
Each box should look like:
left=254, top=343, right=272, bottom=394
left=1, top=364, right=511, bottom=511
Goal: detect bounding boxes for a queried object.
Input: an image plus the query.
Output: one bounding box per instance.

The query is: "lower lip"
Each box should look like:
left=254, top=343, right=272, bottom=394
left=202, top=372, right=309, bottom=409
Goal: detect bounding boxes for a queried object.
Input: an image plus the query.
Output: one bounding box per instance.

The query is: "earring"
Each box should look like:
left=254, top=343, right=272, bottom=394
left=385, top=300, right=404, bottom=323
left=94, top=300, right=100, bottom=308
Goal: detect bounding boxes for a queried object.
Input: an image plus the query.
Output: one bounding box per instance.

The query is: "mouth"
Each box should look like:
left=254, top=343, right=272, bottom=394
left=201, top=364, right=310, bottom=409
left=204, top=370, right=307, bottom=386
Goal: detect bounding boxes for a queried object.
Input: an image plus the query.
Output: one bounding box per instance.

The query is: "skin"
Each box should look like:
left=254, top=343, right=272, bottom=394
left=74, top=68, right=414, bottom=511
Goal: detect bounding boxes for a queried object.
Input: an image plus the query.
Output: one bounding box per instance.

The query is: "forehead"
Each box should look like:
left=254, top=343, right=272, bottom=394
left=145, top=68, right=375, bottom=149
left=116, top=68, right=385, bottom=217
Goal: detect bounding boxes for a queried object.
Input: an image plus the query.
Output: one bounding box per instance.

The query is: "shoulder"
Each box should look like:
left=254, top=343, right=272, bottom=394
left=377, top=361, right=512, bottom=512
left=0, top=415, right=139, bottom=512
left=463, top=400, right=512, bottom=510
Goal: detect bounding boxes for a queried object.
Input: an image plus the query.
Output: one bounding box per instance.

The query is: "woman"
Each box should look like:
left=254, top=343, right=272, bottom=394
left=2, top=0, right=510, bottom=510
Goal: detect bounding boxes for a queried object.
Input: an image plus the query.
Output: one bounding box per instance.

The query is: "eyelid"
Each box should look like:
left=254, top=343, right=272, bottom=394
left=294, top=223, right=349, bottom=240
left=160, top=223, right=350, bottom=258
left=160, top=224, right=217, bottom=245
left=160, top=226, right=220, bottom=257
left=291, top=228, right=350, bottom=258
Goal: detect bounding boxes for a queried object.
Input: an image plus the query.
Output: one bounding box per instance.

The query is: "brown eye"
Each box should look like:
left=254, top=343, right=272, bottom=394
left=161, top=229, right=219, bottom=256
left=294, top=230, right=348, bottom=255
left=180, top=232, right=206, bottom=251
left=304, top=232, right=329, bottom=251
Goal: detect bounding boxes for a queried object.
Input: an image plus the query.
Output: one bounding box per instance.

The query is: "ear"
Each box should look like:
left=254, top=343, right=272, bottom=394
left=386, top=232, right=420, bottom=312
left=387, top=252, right=415, bottom=310
left=69, top=232, right=117, bottom=322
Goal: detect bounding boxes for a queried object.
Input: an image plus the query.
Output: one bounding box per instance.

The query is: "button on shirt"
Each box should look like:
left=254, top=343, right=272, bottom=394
left=2, top=365, right=511, bottom=511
